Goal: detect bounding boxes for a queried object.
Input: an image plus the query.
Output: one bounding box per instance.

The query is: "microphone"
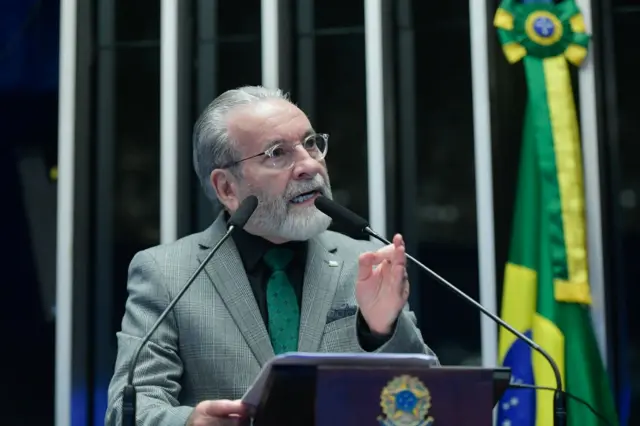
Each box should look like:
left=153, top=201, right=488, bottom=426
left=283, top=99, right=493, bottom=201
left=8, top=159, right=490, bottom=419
left=314, top=196, right=567, bottom=426
left=121, top=195, right=259, bottom=426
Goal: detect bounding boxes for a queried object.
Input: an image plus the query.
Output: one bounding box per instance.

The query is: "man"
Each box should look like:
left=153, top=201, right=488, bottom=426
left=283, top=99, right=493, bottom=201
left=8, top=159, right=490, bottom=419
left=105, top=86, right=438, bottom=426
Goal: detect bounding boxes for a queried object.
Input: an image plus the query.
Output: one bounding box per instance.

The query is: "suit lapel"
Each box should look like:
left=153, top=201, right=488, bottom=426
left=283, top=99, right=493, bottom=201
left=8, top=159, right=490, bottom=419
left=197, top=216, right=274, bottom=366
left=298, top=234, right=343, bottom=353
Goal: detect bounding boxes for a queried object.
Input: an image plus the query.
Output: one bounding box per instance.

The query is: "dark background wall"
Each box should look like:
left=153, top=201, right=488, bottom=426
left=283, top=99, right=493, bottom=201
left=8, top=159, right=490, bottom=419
left=1, top=0, right=637, bottom=425
left=0, top=0, right=59, bottom=424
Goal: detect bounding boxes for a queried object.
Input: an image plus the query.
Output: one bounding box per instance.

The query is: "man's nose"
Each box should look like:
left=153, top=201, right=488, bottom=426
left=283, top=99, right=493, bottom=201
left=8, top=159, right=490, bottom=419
left=291, top=148, right=324, bottom=180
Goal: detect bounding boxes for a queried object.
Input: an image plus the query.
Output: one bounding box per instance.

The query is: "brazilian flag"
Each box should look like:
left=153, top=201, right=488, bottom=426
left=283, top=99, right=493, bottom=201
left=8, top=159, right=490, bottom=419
left=493, top=1, right=619, bottom=425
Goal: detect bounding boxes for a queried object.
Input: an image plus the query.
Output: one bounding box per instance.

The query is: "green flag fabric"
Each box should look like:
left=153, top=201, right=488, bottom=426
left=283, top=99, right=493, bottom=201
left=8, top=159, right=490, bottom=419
left=493, top=1, right=619, bottom=426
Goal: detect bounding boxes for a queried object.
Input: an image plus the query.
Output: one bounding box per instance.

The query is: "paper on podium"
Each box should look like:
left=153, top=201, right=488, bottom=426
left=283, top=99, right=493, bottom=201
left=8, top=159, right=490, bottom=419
left=241, top=352, right=439, bottom=407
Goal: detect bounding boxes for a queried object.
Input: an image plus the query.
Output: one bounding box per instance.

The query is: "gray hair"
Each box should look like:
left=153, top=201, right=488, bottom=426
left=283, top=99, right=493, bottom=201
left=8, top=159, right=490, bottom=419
left=192, top=85, right=290, bottom=202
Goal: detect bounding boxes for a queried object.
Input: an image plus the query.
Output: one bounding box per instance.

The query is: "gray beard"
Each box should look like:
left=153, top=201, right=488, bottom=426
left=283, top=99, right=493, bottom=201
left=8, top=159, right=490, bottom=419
left=242, top=173, right=333, bottom=241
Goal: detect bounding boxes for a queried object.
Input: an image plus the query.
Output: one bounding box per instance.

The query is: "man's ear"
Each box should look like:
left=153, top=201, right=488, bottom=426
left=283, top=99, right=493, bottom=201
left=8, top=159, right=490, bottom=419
left=210, top=169, right=240, bottom=211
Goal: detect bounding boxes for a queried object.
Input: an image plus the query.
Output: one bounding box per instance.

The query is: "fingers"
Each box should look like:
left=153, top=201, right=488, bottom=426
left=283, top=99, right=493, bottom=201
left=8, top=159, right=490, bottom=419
left=358, top=235, right=407, bottom=283
left=380, top=236, right=407, bottom=293
left=200, top=400, right=248, bottom=418
left=357, top=252, right=377, bottom=280
left=365, top=235, right=405, bottom=263
left=393, top=243, right=406, bottom=268
left=393, top=233, right=405, bottom=248
left=360, top=235, right=406, bottom=267
left=370, top=244, right=396, bottom=263
left=392, top=258, right=407, bottom=287
left=374, top=235, right=406, bottom=267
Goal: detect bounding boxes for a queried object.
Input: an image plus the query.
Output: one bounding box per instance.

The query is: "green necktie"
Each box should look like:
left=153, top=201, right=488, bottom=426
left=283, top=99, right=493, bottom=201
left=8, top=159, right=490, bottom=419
left=264, top=247, right=299, bottom=355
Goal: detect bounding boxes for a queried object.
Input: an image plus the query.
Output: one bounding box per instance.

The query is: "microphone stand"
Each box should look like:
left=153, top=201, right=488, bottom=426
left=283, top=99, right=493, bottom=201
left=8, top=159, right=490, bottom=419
left=364, top=227, right=566, bottom=426
left=121, top=224, right=238, bottom=426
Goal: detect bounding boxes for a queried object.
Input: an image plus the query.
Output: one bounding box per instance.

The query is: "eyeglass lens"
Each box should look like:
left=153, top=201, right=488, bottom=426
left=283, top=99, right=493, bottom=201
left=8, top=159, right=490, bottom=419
left=267, top=135, right=327, bottom=168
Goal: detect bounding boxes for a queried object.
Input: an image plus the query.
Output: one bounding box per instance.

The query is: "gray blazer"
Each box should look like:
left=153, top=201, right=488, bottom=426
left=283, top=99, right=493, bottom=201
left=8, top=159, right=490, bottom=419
left=105, top=214, right=437, bottom=426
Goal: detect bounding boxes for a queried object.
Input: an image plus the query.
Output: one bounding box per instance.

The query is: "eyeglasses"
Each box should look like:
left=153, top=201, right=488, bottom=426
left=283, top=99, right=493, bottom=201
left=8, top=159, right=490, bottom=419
left=221, top=133, right=329, bottom=170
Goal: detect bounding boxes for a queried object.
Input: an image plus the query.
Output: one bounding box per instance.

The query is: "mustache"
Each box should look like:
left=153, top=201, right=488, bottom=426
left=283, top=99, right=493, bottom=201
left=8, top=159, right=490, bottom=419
left=283, top=175, right=328, bottom=200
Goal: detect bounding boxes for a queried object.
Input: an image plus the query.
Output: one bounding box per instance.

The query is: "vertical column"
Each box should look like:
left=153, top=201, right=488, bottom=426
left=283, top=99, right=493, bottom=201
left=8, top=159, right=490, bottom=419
left=196, top=0, right=220, bottom=229
left=296, top=0, right=315, bottom=120
left=364, top=0, right=387, bottom=238
left=394, top=0, right=422, bottom=323
left=261, top=0, right=279, bottom=88
left=55, top=0, right=77, bottom=424
left=575, top=0, right=608, bottom=365
left=161, top=0, right=179, bottom=244
left=469, top=0, right=498, bottom=368
left=93, top=0, right=116, bottom=420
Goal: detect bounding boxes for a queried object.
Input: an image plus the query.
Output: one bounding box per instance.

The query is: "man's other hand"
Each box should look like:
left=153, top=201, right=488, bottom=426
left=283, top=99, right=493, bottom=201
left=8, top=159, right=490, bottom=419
left=187, top=400, right=250, bottom=426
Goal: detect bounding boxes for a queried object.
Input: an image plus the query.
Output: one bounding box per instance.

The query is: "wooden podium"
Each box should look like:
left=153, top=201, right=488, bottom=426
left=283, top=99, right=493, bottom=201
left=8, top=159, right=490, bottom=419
left=249, top=355, right=511, bottom=426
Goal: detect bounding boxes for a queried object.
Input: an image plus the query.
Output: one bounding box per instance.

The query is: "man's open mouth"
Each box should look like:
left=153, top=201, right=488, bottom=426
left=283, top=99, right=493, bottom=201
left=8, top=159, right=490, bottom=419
left=289, top=190, right=320, bottom=204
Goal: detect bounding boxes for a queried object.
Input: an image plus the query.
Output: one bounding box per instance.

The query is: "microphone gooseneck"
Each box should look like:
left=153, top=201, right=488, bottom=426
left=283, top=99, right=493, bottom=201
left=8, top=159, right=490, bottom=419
left=314, top=196, right=567, bottom=426
left=121, top=196, right=258, bottom=426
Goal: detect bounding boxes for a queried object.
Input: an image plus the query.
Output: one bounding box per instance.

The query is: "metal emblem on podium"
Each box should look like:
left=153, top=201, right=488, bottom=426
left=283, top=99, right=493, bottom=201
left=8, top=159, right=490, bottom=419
left=377, top=375, right=435, bottom=426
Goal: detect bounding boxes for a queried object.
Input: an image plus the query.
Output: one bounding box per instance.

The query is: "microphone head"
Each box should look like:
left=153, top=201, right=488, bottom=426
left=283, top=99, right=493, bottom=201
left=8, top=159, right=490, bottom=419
left=314, top=196, right=370, bottom=231
left=228, top=195, right=259, bottom=228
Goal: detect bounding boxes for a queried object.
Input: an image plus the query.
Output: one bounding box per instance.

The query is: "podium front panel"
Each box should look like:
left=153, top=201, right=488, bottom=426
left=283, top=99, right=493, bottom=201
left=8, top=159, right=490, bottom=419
left=315, top=366, right=495, bottom=426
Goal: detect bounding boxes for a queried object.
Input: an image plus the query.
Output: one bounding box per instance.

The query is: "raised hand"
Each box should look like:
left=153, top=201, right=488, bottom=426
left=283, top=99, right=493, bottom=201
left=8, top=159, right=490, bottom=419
left=355, top=234, right=409, bottom=335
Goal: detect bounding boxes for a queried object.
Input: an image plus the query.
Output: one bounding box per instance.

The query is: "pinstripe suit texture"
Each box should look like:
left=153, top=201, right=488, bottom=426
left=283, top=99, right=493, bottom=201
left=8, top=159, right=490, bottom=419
left=105, top=214, right=437, bottom=426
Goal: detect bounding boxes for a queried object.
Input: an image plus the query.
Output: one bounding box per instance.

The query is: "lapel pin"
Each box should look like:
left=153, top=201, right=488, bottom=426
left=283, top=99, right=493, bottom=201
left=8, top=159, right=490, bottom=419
left=327, top=260, right=339, bottom=267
